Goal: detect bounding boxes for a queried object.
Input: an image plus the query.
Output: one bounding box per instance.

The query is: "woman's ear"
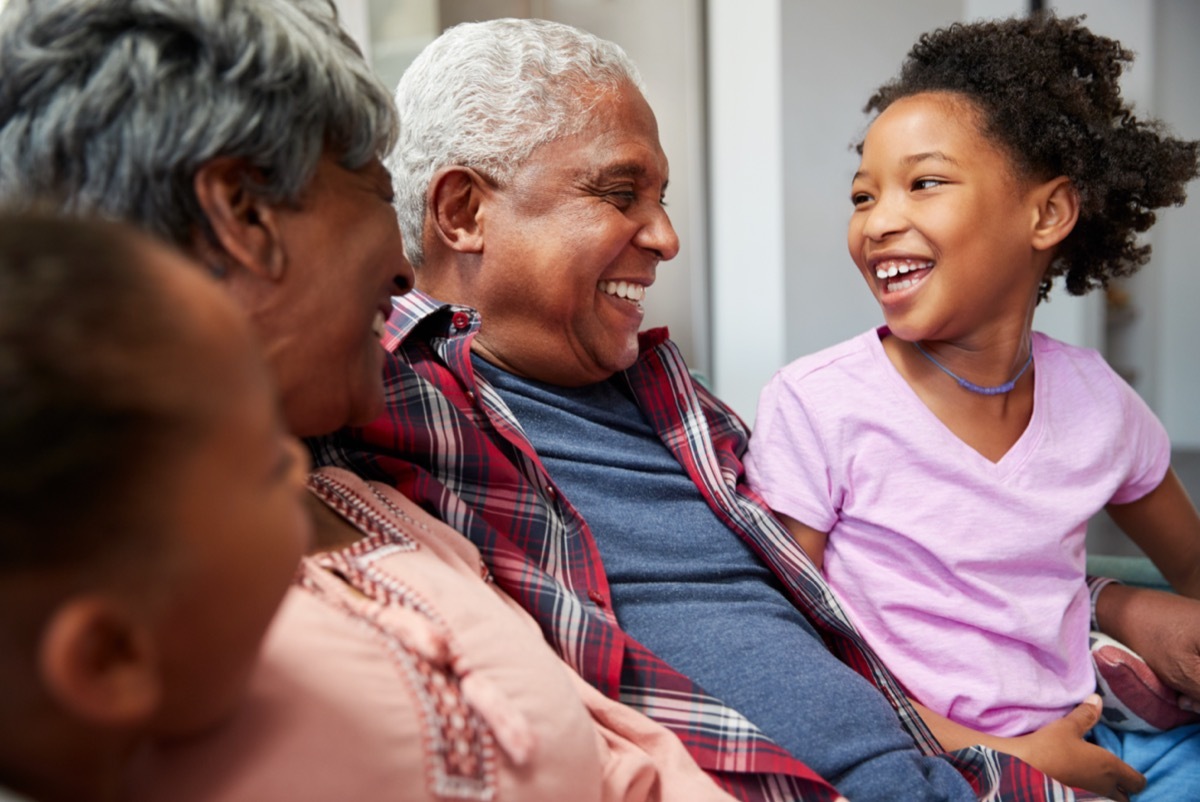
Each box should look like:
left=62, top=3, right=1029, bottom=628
left=427, top=166, right=490, bottom=255
left=193, top=158, right=286, bottom=281
left=38, top=596, right=161, bottom=728
left=1030, top=176, right=1080, bottom=252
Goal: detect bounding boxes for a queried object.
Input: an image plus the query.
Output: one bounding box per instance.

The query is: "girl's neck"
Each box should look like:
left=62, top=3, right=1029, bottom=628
left=881, top=329, right=1037, bottom=463
left=909, top=333, right=1035, bottom=394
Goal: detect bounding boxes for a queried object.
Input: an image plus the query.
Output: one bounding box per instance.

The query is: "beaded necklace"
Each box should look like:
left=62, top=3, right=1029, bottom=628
left=912, top=341, right=1032, bottom=396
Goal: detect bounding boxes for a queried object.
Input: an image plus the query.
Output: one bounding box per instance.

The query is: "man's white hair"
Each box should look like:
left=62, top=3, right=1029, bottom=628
left=390, top=17, right=643, bottom=267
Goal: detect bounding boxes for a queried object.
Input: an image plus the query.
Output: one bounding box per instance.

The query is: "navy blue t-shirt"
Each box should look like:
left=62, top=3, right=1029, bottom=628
left=476, top=357, right=973, bottom=801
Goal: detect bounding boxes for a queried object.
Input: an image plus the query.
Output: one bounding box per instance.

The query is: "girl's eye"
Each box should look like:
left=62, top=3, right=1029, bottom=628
left=850, top=191, right=872, bottom=207
left=912, top=178, right=944, bottom=191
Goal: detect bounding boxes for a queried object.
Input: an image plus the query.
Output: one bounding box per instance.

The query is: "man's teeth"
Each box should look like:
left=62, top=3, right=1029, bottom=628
left=371, top=310, right=387, bottom=338
left=599, top=280, right=646, bottom=303
left=875, top=259, right=934, bottom=280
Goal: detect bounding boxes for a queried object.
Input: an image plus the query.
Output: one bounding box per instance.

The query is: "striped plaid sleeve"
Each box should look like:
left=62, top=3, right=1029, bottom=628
left=946, top=746, right=1104, bottom=801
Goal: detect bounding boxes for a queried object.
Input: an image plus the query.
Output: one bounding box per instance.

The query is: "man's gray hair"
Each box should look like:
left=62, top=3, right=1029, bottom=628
left=0, top=0, right=398, bottom=250
left=391, top=17, right=643, bottom=267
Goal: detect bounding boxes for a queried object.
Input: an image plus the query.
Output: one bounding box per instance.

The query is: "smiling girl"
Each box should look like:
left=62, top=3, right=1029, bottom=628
left=745, top=13, right=1200, bottom=801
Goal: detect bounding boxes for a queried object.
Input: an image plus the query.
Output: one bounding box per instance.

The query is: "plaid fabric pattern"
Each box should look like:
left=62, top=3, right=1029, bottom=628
left=309, top=290, right=1100, bottom=802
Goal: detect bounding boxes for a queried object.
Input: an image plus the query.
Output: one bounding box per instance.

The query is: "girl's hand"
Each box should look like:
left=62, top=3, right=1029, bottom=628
left=1004, top=696, right=1145, bottom=802
left=912, top=697, right=1144, bottom=801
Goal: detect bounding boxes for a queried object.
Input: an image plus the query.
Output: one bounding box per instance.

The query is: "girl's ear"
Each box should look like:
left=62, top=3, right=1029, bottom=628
left=427, top=166, right=491, bottom=255
left=193, top=157, right=287, bottom=281
left=38, top=596, right=161, bottom=728
left=1031, top=176, right=1080, bottom=252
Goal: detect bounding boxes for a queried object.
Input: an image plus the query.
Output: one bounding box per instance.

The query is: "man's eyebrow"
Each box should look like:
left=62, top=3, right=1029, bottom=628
left=587, top=162, right=648, bottom=182
left=585, top=162, right=669, bottom=193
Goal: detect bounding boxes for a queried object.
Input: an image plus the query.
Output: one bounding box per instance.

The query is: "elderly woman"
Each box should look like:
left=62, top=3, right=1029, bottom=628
left=0, top=2, right=736, bottom=800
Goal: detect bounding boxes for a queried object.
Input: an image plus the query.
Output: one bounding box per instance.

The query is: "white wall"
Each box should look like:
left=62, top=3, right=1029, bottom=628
left=1154, top=0, right=1200, bottom=447
left=707, top=0, right=786, bottom=415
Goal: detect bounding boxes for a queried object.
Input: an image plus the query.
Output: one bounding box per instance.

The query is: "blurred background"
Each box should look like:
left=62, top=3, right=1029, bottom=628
left=332, top=0, right=1199, bottom=561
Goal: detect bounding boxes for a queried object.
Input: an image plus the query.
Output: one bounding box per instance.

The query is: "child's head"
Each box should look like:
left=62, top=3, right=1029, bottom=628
left=859, top=13, right=1199, bottom=301
left=0, top=213, right=310, bottom=801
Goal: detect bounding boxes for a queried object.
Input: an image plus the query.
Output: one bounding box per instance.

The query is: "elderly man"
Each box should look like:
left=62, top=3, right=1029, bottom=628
left=312, top=18, right=1112, bottom=802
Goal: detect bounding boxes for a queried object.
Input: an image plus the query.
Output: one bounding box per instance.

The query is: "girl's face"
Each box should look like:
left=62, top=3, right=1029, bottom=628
left=847, top=92, right=1046, bottom=345
left=145, top=253, right=312, bottom=738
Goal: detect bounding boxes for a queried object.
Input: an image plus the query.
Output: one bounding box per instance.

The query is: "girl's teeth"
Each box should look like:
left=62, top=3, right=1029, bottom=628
left=874, top=259, right=932, bottom=280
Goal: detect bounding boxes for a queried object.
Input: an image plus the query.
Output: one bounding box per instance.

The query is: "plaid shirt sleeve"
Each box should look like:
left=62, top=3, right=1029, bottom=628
left=307, top=292, right=1104, bottom=802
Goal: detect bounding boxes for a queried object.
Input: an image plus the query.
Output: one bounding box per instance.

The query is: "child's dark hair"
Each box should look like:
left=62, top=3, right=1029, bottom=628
left=0, top=212, right=198, bottom=574
left=864, top=13, right=1200, bottom=300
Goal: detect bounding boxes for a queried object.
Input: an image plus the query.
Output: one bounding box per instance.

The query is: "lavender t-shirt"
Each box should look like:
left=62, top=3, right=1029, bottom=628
left=745, top=327, right=1170, bottom=737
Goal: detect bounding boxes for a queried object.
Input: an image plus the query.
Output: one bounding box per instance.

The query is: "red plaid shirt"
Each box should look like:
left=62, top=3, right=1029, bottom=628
left=309, top=290, right=1098, bottom=802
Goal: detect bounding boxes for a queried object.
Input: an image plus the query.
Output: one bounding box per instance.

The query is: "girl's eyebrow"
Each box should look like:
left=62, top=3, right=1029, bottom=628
left=903, top=151, right=960, bottom=167
left=854, top=150, right=961, bottom=182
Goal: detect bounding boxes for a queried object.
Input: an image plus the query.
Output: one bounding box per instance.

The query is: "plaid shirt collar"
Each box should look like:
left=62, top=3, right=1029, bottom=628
left=313, top=289, right=1093, bottom=802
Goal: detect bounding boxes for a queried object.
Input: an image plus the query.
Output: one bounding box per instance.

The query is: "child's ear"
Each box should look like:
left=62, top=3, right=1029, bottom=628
left=38, top=596, right=161, bottom=728
left=193, top=157, right=287, bottom=281
left=428, top=166, right=490, bottom=255
left=1030, top=176, right=1080, bottom=252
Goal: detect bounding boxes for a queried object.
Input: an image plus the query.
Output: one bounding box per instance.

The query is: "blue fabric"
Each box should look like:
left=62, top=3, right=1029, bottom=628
left=478, top=357, right=975, bottom=802
left=1090, top=721, right=1200, bottom=801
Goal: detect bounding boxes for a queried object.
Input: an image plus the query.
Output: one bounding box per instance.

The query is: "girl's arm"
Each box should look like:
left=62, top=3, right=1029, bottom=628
left=774, top=511, right=828, bottom=570
left=1106, top=467, right=1200, bottom=597
left=911, top=698, right=1144, bottom=801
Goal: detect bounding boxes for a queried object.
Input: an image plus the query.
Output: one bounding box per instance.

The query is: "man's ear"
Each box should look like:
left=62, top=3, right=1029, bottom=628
left=193, top=157, right=286, bottom=281
left=1030, top=176, right=1080, bottom=252
left=38, top=596, right=161, bottom=728
left=428, top=166, right=490, bottom=255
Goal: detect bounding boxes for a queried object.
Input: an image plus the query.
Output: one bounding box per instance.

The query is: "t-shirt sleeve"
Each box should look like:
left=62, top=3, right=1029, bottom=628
left=1108, top=370, right=1172, bottom=505
left=744, top=370, right=839, bottom=532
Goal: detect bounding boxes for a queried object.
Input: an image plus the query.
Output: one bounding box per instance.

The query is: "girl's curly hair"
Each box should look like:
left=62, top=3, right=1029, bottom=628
left=865, top=13, right=1199, bottom=300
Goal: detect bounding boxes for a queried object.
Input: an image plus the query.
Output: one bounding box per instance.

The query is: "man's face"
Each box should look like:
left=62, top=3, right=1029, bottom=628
left=469, top=83, right=679, bottom=387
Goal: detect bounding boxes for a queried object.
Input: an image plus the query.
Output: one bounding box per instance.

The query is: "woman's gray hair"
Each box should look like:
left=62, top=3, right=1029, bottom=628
left=0, top=0, right=398, bottom=250
left=391, top=18, right=643, bottom=267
